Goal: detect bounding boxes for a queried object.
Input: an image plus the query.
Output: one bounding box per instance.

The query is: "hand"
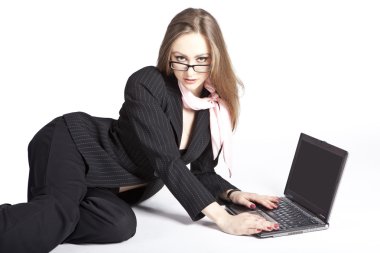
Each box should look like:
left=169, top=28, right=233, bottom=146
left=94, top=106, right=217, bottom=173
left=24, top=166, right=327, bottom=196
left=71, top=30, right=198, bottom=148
left=228, top=190, right=280, bottom=210
left=202, top=202, right=279, bottom=236
left=216, top=212, right=279, bottom=235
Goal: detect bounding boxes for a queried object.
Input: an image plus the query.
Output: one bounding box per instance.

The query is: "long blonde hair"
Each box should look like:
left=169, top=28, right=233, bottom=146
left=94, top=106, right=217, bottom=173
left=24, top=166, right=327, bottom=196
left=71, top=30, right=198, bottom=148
left=157, top=8, right=243, bottom=130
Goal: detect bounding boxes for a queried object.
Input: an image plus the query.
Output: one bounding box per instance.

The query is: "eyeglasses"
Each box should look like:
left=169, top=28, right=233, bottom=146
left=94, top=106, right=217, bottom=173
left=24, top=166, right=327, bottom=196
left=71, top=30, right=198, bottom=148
left=169, top=61, right=211, bottom=73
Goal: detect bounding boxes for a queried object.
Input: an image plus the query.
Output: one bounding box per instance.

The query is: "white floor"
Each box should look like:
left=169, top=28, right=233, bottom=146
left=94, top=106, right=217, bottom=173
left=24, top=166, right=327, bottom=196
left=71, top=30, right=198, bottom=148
left=1, top=1, right=379, bottom=252
left=1, top=126, right=378, bottom=253
left=51, top=136, right=380, bottom=253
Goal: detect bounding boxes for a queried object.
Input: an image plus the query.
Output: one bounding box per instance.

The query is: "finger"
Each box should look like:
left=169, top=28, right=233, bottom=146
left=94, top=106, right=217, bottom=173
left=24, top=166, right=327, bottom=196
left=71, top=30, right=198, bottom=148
left=238, top=197, right=256, bottom=209
left=264, top=220, right=280, bottom=230
left=248, top=214, right=267, bottom=223
left=246, top=217, right=271, bottom=231
left=247, top=228, right=262, bottom=235
left=246, top=195, right=274, bottom=208
left=250, top=217, right=278, bottom=231
left=259, top=220, right=276, bottom=231
left=267, top=201, right=278, bottom=209
left=243, top=215, right=278, bottom=233
left=249, top=194, right=280, bottom=205
left=267, top=196, right=280, bottom=203
left=245, top=193, right=259, bottom=202
left=260, top=199, right=278, bottom=209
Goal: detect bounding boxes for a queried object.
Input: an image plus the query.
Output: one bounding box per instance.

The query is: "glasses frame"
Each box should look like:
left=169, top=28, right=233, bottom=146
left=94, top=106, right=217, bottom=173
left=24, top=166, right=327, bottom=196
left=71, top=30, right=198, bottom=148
left=169, top=61, right=211, bottom=73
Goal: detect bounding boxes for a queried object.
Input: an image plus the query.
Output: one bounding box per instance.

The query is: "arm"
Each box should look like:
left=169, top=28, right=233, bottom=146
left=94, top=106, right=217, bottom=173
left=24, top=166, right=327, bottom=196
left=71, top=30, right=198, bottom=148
left=190, top=121, right=280, bottom=210
left=188, top=114, right=280, bottom=234
left=116, top=66, right=215, bottom=221
left=116, top=67, right=279, bottom=234
left=191, top=140, right=240, bottom=203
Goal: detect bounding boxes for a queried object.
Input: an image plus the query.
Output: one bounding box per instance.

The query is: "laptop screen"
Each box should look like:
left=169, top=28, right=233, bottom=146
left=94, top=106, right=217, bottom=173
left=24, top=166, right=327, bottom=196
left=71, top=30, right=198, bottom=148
left=284, top=133, right=348, bottom=222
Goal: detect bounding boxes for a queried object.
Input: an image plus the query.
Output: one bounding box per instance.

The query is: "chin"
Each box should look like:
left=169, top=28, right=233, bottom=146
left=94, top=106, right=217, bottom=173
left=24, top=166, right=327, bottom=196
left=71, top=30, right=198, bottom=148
left=183, top=83, right=203, bottom=95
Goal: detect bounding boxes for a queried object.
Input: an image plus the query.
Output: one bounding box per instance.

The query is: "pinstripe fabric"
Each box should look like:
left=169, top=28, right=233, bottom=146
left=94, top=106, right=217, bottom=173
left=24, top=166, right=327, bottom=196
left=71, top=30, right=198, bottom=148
left=63, top=112, right=152, bottom=187
left=191, top=141, right=239, bottom=204
left=63, top=112, right=166, bottom=204
left=63, top=66, right=238, bottom=221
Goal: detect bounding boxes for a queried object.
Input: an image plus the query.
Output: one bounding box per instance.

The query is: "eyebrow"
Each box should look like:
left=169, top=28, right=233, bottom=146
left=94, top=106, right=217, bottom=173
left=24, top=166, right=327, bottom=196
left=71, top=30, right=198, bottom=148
left=171, top=51, right=210, bottom=58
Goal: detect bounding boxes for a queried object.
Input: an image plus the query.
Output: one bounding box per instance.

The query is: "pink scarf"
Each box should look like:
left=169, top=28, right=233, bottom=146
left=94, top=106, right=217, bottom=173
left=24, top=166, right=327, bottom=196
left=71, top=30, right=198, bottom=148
left=178, top=79, right=233, bottom=177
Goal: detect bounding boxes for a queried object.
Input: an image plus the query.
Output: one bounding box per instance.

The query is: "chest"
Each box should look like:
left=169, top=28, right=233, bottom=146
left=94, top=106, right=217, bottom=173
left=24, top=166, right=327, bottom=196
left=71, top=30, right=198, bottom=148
left=180, top=108, right=196, bottom=149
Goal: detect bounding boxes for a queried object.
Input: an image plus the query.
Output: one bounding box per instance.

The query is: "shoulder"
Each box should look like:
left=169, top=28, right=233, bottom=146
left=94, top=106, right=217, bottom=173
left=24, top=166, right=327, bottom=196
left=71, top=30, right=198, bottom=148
left=126, top=66, right=166, bottom=93
left=125, top=66, right=178, bottom=101
left=124, top=66, right=166, bottom=100
left=129, top=66, right=163, bottom=81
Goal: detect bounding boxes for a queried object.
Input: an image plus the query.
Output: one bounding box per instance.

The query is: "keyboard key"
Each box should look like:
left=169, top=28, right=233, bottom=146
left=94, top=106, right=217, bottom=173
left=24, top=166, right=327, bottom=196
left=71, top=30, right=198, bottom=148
left=263, top=197, right=318, bottom=228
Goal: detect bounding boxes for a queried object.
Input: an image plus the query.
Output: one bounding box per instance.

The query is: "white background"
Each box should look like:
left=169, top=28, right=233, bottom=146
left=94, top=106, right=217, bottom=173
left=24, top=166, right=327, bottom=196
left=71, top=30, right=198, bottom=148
left=0, top=0, right=379, bottom=252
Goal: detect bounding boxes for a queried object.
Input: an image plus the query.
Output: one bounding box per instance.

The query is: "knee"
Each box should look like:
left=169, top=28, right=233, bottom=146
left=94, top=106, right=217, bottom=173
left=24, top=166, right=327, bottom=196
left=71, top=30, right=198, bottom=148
left=107, top=207, right=137, bottom=243
left=46, top=194, right=81, bottom=226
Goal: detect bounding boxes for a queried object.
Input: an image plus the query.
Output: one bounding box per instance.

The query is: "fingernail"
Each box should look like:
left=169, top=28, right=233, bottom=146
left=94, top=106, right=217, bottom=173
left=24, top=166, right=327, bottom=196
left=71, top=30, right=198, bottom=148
left=250, top=204, right=256, bottom=209
left=274, top=224, right=279, bottom=229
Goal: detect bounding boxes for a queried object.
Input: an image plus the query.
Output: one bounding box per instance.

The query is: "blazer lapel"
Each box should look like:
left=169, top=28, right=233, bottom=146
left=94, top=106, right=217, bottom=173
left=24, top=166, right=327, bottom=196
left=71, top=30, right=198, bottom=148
left=164, top=74, right=211, bottom=161
left=182, top=88, right=211, bottom=163
left=165, top=74, right=183, bottom=147
left=182, top=109, right=210, bottom=163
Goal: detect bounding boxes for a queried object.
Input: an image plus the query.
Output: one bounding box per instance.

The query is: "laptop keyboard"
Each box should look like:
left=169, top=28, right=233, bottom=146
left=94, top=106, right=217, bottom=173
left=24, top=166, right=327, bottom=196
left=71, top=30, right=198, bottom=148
left=263, top=198, right=321, bottom=230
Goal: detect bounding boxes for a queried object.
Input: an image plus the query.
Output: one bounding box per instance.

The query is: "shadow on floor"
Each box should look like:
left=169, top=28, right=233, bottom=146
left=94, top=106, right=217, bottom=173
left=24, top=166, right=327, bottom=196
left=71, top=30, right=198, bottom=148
left=133, top=205, right=219, bottom=231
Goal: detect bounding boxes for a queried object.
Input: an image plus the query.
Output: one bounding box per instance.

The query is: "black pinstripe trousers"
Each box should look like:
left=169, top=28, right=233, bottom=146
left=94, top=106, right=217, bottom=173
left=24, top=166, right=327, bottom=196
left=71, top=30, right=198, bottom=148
left=0, top=117, right=138, bottom=253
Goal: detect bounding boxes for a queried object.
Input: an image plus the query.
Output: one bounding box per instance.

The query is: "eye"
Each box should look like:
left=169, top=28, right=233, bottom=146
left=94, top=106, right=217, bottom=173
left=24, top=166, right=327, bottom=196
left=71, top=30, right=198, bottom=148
left=175, top=56, right=187, bottom=62
left=197, top=57, right=209, bottom=63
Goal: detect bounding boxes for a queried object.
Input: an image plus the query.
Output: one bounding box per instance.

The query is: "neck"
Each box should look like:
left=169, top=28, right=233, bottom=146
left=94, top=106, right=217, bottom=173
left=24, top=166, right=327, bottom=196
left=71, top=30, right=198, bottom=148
left=191, top=85, right=203, bottom=97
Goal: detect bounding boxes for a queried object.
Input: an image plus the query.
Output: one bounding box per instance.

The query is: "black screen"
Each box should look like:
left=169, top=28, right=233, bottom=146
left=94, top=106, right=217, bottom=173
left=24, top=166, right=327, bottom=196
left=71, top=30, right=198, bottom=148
left=285, top=138, right=345, bottom=220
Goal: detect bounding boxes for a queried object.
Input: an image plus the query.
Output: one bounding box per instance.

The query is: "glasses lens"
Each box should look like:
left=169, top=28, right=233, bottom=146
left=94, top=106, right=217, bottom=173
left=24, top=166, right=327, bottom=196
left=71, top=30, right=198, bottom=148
left=193, top=65, right=211, bottom=73
left=171, top=62, right=188, bottom=71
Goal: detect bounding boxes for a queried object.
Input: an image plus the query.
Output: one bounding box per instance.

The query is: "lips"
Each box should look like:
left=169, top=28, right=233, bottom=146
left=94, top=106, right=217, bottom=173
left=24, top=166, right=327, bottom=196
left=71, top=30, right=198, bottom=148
left=184, top=78, right=197, bottom=84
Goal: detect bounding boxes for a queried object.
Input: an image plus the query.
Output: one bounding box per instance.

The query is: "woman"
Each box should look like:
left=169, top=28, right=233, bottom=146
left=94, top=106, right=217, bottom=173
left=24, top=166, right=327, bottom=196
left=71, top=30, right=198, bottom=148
left=0, top=8, right=279, bottom=253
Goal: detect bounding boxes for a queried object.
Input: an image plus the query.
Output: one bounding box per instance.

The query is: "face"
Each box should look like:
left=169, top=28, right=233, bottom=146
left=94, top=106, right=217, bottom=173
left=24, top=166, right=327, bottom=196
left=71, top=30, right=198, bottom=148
left=170, top=33, right=211, bottom=97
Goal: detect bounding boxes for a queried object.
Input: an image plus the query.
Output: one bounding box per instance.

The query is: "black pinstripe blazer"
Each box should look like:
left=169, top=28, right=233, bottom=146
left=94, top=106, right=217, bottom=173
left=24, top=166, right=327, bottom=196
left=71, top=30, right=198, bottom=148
left=63, top=66, right=237, bottom=220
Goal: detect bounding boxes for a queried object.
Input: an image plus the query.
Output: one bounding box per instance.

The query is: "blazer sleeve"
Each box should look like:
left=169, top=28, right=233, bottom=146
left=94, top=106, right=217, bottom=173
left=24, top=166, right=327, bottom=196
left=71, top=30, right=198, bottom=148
left=116, top=66, right=215, bottom=221
left=190, top=141, right=240, bottom=204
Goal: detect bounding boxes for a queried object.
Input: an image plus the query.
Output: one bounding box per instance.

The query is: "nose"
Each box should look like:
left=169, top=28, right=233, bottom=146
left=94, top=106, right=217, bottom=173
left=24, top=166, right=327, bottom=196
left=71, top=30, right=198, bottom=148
left=186, top=66, right=196, bottom=75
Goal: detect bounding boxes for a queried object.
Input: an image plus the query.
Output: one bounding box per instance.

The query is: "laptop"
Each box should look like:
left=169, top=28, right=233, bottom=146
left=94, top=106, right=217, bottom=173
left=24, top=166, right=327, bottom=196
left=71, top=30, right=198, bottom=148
left=225, top=133, right=348, bottom=238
